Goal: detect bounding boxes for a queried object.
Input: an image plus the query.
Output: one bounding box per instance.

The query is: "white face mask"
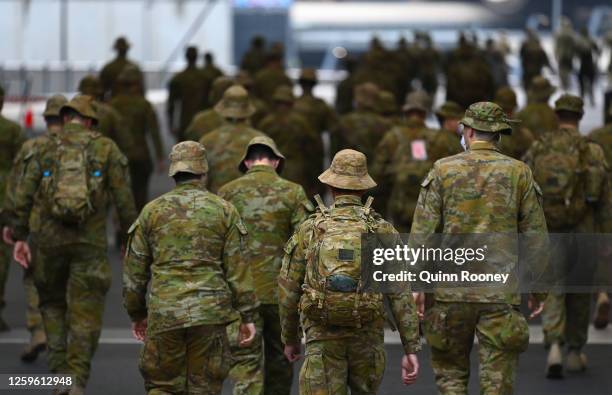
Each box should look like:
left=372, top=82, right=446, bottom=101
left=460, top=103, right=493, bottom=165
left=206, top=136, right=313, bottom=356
left=460, top=135, right=467, bottom=151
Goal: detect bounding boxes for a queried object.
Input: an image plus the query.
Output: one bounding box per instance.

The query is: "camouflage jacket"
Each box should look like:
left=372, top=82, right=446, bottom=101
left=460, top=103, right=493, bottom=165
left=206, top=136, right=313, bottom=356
left=516, top=103, right=559, bottom=138
left=240, top=49, right=267, bottom=75
left=167, top=66, right=209, bottom=139
left=109, top=93, right=163, bottom=164
left=12, top=122, right=137, bottom=248
left=589, top=123, right=612, bottom=167
left=218, top=165, right=313, bottom=304
left=99, top=57, right=143, bottom=99
left=257, top=111, right=324, bottom=197
left=499, top=124, right=535, bottom=160
left=92, top=100, right=133, bottom=156
left=123, top=180, right=259, bottom=334
left=279, top=195, right=421, bottom=354
left=184, top=109, right=225, bottom=142
left=411, top=141, right=548, bottom=305
left=252, top=67, right=292, bottom=104
left=0, top=114, right=25, bottom=226
left=333, top=110, right=392, bottom=164
left=200, top=122, right=267, bottom=193
left=294, top=94, right=337, bottom=136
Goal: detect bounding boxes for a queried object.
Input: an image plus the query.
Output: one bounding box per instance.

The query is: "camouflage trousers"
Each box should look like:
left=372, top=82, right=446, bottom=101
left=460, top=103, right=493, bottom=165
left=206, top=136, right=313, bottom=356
left=228, top=305, right=293, bottom=395
left=139, top=324, right=231, bottom=395
left=128, top=159, right=153, bottom=212
left=23, top=267, right=43, bottom=333
left=424, top=301, right=529, bottom=395
left=33, top=244, right=111, bottom=387
left=0, top=242, right=9, bottom=317
left=299, top=333, right=386, bottom=394
left=542, top=292, right=591, bottom=350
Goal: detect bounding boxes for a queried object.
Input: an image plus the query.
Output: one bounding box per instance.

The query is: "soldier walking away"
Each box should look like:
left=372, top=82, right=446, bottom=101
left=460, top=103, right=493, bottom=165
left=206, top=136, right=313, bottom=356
left=0, top=84, right=26, bottom=332
left=411, top=102, right=548, bottom=394
left=524, top=94, right=609, bottom=379
left=279, top=149, right=421, bottom=394
left=184, top=76, right=234, bottom=142
left=494, top=86, right=535, bottom=160
left=555, top=17, right=577, bottom=91
left=434, top=101, right=463, bottom=141
left=12, top=95, right=137, bottom=395
left=576, top=28, right=600, bottom=106
left=252, top=46, right=292, bottom=105
left=3, top=95, right=68, bottom=363
left=200, top=85, right=268, bottom=193
left=520, top=29, right=554, bottom=91
left=219, top=136, right=313, bottom=395
left=99, top=36, right=145, bottom=100
left=517, top=76, right=559, bottom=138
left=123, top=141, right=258, bottom=395
left=202, top=52, right=225, bottom=87
left=335, top=56, right=358, bottom=115
left=167, top=46, right=209, bottom=142
left=294, top=68, right=337, bottom=138
left=110, top=65, right=164, bottom=212
left=240, top=35, right=267, bottom=76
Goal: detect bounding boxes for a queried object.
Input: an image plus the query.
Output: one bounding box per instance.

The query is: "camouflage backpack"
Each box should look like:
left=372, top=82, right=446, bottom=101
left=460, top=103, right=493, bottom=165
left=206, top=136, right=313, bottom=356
left=44, top=134, right=98, bottom=224
left=531, top=132, right=590, bottom=229
left=300, top=195, right=384, bottom=328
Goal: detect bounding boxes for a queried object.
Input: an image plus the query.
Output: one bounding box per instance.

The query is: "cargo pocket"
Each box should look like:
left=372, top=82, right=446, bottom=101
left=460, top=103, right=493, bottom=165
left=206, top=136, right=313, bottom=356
left=363, top=343, right=386, bottom=391
left=423, top=304, right=450, bottom=352
left=205, top=330, right=231, bottom=382
left=138, top=337, right=161, bottom=382
left=498, top=308, right=529, bottom=353
left=300, top=351, right=329, bottom=395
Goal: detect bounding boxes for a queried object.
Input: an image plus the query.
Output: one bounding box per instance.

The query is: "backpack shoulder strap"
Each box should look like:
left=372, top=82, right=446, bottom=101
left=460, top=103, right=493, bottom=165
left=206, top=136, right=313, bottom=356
left=313, top=194, right=329, bottom=218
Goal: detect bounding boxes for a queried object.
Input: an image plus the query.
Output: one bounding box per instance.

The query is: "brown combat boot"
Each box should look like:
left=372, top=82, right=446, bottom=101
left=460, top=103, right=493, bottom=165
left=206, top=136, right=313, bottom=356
left=546, top=342, right=563, bottom=379
left=593, top=292, right=610, bottom=330
left=21, top=329, right=47, bottom=362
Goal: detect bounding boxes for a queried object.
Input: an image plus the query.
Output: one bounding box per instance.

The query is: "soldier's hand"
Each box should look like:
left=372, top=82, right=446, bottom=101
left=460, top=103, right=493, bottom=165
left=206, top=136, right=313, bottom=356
left=2, top=227, right=15, bottom=246
left=413, top=292, right=425, bottom=320
left=528, top=295, right=544, bottom=319
left=401, top=353, right=419, bottom=385
left=131, top=319, right=147, bottom=342
left=238, top=323, right=256, bottom=347
left=283, top=343, right=302, bottom=363
left=13, top=241, right=32, bottom=269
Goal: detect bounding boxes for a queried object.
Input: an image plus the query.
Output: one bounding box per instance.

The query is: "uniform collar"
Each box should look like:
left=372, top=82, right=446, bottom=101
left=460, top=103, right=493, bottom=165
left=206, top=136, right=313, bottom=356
left=403, top=117, right=426, bottom=128
left=174, top=179, right=205, bottom=191
left=469, top=141, right=499, bottom=152
left=333, top=195, right=363, bottom=207
left=559, top=124, right=580, bottom=136
left=63, top=122, right=87, bottom=134
left=246, top=164, right=277, bottom=175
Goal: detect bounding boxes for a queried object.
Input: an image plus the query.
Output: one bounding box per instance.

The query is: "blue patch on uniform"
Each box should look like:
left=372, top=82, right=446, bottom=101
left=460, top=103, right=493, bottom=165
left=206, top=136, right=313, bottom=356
left=93, top=170, right=101, bottom=177
left=43, top=170, right=51, bottom=177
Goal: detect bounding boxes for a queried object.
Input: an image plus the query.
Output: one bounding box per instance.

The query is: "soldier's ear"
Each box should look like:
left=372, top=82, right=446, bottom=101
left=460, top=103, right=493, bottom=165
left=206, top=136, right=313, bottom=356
left=272, top=159, right=280, bottom=170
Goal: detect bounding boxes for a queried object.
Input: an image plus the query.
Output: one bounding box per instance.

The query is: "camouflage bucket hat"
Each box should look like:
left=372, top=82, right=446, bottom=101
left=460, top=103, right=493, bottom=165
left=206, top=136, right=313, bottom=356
left=318, top=149, right=377, bottom=190
left=529, top=76, right=555, bottom=101
left=60, top=94, right=98, bottom=122
left=78, top=75, right=102, bottom=97
left=402, top=90, right=431, bottom=113
left=43, top=94, right=68, bottom=118
left=272, top=85, right=294, bottom=103
left=299, top=68, right=317, bottom=83
left=460, top=102, right=515, bottom=135
left=354, top=82, right=380, bottom=110
left=214, top=85, right=256, bottom=119
left=377, top=90, right=398, bottom=114
left=435, top=101, right=463, bottom=120
left=554, top=94, right=584, bottom=116
left=114, top=36, right=130, bottom=50
left=168, top=141, right=208, bottom=177
left=494, top=86, right=517, bottom=113
left=209, top=76, right=235, bottom=105
left=238, top=135, right=286, bottom=174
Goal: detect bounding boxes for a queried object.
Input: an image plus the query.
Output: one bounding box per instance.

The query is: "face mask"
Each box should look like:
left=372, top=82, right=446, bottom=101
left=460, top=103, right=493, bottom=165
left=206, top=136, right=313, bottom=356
left=460, top=135, right=467, bottom=151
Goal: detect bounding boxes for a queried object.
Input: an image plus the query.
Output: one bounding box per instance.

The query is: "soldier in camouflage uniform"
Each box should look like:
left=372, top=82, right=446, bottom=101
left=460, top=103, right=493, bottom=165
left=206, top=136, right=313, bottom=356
left=517, top=76, right=559, bottom=138
left=184, top=76, right=234, bottom=142
left=279, top=149, right=421, bottom=394
left=494, top=86, right=535, bottom=160
left=12, top=96, right=137, bottom=394
left=0, top=84, right=25, bottom=332
left=257, top=85, right=323, bottom=197
left=294, top=68, right=337, bottom=138
left=335, top=56, right=357, bottom=115
left=252, top=48, right=292, bottom=105
left=434, top=101, right=463, bottom=140
left=520, top=29, right=554, bottom=91
left=236, top=71, right=270, bottom=127
left=123, top=141, right=258, bottom=394
left=4, top=95, right=67, bottom=362
left=200, top=85, right=268, bottom=193
left=167, top=46, right=209, bottom=141
left=240, top=36, right=267, bottom=76
left=332, top=82, right=391, bottom=162
left=202, top=52, right=224, bottom=86
left=110, top=65, right=164, bottom=212
left=555, top=18, right=577, bottom=91
left=524, top=94, right=609, bottom=378
left=376, top=90, right=400, bottom=123
left=411, top=102, right=548, bottom=394
left=219, top=136, right=313, bottom=395
left=78, top=75, right=133, bottom=155
left=99, top=36, right=144, bottom=100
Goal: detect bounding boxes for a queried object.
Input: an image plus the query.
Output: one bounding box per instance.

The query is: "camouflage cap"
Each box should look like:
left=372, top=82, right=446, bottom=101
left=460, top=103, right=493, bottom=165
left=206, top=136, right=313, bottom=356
left=238, top=135, right=286, bottom=174
left=554, top=93, right=584, bottom=116
left=78, top=75, right=102, bottom=97
left=354, top=82, right=380, bottom=111
left=43, top=94, right=68, bottom=118
left=299, top=68, right=317, bottom=83
left=209, top=76, right=235, bottom=105
left=168, top=141, right=208, bottom=177
left=494, top=86, right=517, bottom=113
left=272, top=85, right=294, bottom=103
left=435, top=101, right=463, bottom=120
left=114, top=36, right=130, bottom=50
left=60, top=94, right=98, bottom=122
left=214, top=85, right=256, bottom=119
left=529, top=76, right=555, bottom=101
left=460, top=102, right=515, bottom=135
left=318, top=149, right=377, bottom=190
left=402, top=90, right=431, bottom=113
left=117, top=65, right=141, bottom=84
left=377, top=90, right=398, bottom=114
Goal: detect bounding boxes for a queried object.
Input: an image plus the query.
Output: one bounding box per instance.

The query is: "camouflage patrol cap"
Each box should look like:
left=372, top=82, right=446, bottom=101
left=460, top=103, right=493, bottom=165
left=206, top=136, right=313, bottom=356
left=43, top=94, right=68, bottom=118
left=529, top=76, right=555, bottom=101
left=494, top=86, right=518, bottom=113
left=460, top=102, right=515, bottom=135
left=402, top=90, right=431, bottom=113
left=377, top=90, right=397, bottom=114
left=209, top=76, right=235, bottom=105
left=299, top=68, right=317, bottom=83
left=114, top=36, right=130, bottom=50
left=168, top=141, right=208, bottom=177
left=117, top=65, right=141, bottom=83
left=214, top=85, right=256, bottom=119
left=272, top=85, right=295, bottom=103
left=354, top=82, right=380, bottom=111
left=78, top=75, right=102, bottom=97
left=554, top=94, right=584, bottom=116
left=238, top=135, right=285, bottom=174
left=60, top=94, right=98, bottom=122
left=435, top=101, right=463, bottom=120
left=318, top=149, right=377, bottom=190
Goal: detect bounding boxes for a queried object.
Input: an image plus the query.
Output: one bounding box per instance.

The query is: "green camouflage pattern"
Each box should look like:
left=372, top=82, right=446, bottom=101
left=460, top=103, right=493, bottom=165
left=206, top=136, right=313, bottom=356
left=435, top=101, right=464, bottom=120
left=460, top=102, right=514, bottom=134
left=90, top=100, right=133, bottom=155
left=139, top=324, right=231, bottom=394
left=411, top=140, right=548, bottom=305
left=218, top=164, right=312, bottom=303
left=555, top=93, right=585, bottom=115
left=425, top=302, right=529, bottom=394
left=184, top=109, right=225, bottom=142
left=332, top=110, right=392, bottom=163
left=226, top=312, right=264, bottom=395
left=123, top=179, right=259, bottom=334
left=498, top=125, right=535, bottom=160
left=318, top=149, right=376, bottom=191
left=99, top=57, right=144, bottom=99
left=167, top=64, right=209, bottom=140
left=168, top=141, right=208, bottom=177
left=589, top=123, right=612, bottom=168
left=516, top=102, right=559, bottom=138
left=252, top=67, right=292, bottom=105
left=199, top=122, right=267, bottom=193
